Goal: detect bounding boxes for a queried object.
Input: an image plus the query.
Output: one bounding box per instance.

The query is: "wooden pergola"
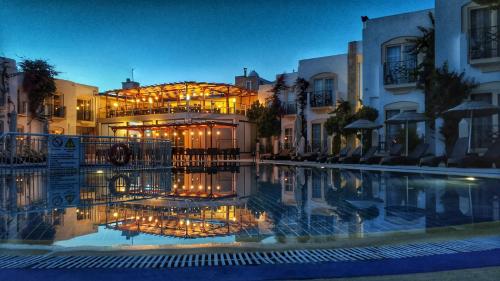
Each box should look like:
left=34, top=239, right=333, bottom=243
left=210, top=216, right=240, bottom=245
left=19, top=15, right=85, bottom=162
left=100, top=81, right=257, bottom=118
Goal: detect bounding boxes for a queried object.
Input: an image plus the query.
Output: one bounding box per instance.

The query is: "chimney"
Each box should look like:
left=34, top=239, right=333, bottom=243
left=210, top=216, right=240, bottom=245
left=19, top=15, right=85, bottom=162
left=361, top=16, right=369, bottom=29
left=243, top=68, right=247, bottom=77
left=122, top=78, right=140, bottom=90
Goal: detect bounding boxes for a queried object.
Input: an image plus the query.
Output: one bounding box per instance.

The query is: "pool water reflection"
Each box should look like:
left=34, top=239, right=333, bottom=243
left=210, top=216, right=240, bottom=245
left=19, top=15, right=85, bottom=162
left=0, top=164, right=499, bottom=247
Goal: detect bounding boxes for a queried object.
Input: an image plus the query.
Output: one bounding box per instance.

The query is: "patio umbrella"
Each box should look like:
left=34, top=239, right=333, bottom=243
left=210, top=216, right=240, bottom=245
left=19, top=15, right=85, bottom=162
left=345, top=119, right=382, bottom=155
left=442, top=100, right=500, bottom=153
left=386, top=112, right=428, bottom=156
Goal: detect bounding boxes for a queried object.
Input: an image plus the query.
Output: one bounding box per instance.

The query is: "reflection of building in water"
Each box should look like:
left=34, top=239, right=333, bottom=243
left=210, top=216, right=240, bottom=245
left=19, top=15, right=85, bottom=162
left=0, top=167, right=172, bottom=242
left=103, top=198, right=258, bottom=238
left=99, top=164, right=259, bottom=238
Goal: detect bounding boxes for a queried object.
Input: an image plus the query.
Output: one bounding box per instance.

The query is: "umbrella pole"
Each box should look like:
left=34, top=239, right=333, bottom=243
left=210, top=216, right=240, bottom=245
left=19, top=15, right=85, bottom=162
left=360, top=130, right=364, bottom=156
left=468, top=110, right=473, bottom=154
left=405, top=120, right=409, bottom=156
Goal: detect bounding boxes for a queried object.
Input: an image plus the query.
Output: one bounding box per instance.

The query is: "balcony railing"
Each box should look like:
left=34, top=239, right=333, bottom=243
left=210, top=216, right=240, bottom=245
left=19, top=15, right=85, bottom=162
left=470, top=26, right=499, bottom=60
left=100, top=104, right=248, bottom=119
left=310, top=90, right=334, bottom=107
left=283, top=103, right=297, bottom=115
left=383, top=59, right=417, bottom=85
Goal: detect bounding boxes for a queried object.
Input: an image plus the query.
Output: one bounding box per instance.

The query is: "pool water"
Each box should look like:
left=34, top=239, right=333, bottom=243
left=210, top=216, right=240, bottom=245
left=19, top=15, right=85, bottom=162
left=1, top=164, right=499, bottom=247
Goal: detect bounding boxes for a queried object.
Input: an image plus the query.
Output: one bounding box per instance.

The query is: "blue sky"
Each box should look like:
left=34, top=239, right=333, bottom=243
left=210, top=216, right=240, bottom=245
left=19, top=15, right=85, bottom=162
left=0, top=0, right=434, bottom=91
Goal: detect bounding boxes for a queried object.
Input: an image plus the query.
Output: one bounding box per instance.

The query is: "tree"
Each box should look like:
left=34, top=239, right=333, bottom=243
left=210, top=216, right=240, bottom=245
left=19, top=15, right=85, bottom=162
left=19, top=59, right=59, bottom=120
left=409, top=12, right=435, bottom=127
left=294, top=77, right=309, bottom=140
left=324, top=100, right=353, bottom=153
left=246, top=101, right=281, bottom=139
left=353, top=106, right=378, bottom=122
left=428, top=64, right=477, bottom=153
left=269, top=74, right=286, bottom=117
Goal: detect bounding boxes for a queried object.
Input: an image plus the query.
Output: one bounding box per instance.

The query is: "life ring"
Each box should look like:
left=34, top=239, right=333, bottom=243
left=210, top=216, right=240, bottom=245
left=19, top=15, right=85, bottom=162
left=108, top=143, right=132, bottom=166
left=108, top=174, right=131, bottom=195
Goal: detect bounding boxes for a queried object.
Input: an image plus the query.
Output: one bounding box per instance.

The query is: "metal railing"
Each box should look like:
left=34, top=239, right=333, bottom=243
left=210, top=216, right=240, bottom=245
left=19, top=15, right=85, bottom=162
left=383, top=59, right=418, bottom=85
left=99, top=104, right=249, bottom=119
left=0, top=132, right=172, bottom=168
left=470, top=26, right=499, bottom=60
left=310, top=90, right=334, bottom=107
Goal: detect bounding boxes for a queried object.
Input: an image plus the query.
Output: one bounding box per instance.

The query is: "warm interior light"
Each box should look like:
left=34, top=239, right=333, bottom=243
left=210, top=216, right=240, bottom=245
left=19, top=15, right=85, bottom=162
left=113, top=212, right=118, bottom=218
left=113, top=102, right=118, bottom=108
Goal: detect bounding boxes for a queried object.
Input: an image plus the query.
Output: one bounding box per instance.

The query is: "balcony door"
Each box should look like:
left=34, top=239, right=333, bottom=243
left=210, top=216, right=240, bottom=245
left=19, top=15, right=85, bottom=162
left=470, top=7, right=499, bottom=59
left=384, top=43, right=417, bottom=85
left=312, top=78, right=334, bottom=107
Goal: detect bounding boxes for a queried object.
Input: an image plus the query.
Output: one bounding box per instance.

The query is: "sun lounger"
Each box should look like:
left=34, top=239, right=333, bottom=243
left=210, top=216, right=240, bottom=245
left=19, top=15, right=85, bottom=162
left=340, top=146, right=362, bottom=163
left=364, top=143, right=402, bottom=164
left=459, top=140, right=500, bottom=168
left=327, top=146, right=351, bottom=163
left=359, top=147, right=378, bottom=164
left=446, top=137, right=469, bottom=167
left=381, top=143, right=430, bottom=166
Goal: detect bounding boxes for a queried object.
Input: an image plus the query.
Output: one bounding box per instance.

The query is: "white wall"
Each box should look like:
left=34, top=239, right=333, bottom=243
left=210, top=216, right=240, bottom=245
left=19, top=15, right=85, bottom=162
left=362, top=9, right=433, bottom=147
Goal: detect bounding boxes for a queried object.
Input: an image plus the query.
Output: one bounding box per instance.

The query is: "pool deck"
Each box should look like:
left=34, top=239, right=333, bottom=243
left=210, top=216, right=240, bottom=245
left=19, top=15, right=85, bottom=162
left=1, top=242, right=500, bottom=280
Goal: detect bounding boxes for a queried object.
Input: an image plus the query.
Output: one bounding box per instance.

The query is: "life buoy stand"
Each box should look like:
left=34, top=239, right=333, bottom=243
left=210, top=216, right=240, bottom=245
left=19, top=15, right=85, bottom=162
left=108, top=143, right=132, bottom=166
left=108, top=174, right=131, bottom=195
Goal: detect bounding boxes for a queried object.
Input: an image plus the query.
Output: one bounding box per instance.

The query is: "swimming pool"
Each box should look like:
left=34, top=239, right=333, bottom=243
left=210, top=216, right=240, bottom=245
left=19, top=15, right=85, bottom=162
left=1, top=164, right=499, bottom=248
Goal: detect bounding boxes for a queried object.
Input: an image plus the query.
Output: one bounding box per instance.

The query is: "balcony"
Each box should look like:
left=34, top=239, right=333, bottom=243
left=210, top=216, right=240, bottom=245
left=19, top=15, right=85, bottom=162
left=283, top=103, right=297, bottom=115
left=310, top=90, right=334, bottom=108
left=100, top=104, right=248, bottom=119
left=383, top=59, right=417, bottom=90
left=469, top=26, right=500, bottom=67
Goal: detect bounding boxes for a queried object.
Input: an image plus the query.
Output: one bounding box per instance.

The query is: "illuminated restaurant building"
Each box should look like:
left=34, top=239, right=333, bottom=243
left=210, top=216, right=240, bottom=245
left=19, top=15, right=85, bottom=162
left=97, top=80, right=259, bottom=156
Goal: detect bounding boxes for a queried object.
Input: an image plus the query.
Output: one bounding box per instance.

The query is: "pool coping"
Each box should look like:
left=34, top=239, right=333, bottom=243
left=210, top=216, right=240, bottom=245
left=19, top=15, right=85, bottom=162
left=257, top=160, right=500, bottom=179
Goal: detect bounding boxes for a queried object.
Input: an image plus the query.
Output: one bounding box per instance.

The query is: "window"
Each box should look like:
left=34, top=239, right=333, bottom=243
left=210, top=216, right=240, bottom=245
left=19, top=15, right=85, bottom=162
left=245, top=80, right=252, bottom=90
left=384, top=43, right=417, bottom=85
left=471, top=93, right=493, bottom=149
left=0, top=120, right=3, bottom=134
left=311, top=78, right=334, bottom=107
left=285, top=92, right=296, bottom=114
left=469, top=7, right=499, bottom=60
left=312, top=170, right=322, bottom=199
left=77, top=99, right=93, bottom=121
left=284, top=128, right=293, bottom=149
left=311, top=123, right=322, bottom=150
